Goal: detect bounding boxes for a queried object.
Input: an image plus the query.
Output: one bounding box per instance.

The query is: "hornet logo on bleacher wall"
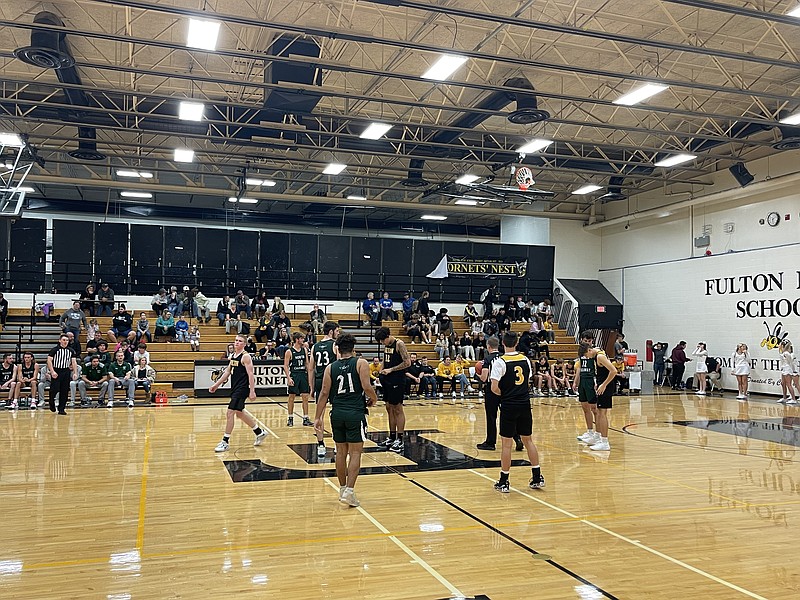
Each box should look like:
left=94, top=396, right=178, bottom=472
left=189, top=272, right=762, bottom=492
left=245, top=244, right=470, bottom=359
left=210, top=368, right=224, bottom=383
left=761, top=320, right=789, bottom=350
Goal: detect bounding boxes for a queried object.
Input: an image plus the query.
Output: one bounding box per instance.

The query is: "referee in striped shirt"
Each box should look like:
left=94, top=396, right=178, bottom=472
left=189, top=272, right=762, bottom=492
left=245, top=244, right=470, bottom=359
left=47, top=334, right=79, bottom=414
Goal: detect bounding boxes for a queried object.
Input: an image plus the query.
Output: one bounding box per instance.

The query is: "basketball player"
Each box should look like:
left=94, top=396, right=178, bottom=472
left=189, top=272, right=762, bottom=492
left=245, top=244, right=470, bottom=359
left=375, top=326, right=411, bottom=453
left=309, top=320, right=340, bottom=456
left=490, top=332, right=544, bottom=492
left=574, top=340, right=618, bottom=451
left=284, top=331, right=314, bottom=426
left=477, top=336, right=523, bottom=452
left=209, top=334, right=266, bottom=452
left=574, top=331, right=601, bottom=444
left=313, top=333, right=377, bottom=507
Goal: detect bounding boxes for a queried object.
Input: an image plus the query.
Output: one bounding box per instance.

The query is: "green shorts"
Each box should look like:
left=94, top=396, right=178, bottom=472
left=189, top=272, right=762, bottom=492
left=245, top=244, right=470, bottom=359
left=314, top=376, right=324, bottom=401
left=330, top=410, right=368, bottom=444
left=288, top=372, right=310, bottom=395
left=578, top=378, right=597, bottom=404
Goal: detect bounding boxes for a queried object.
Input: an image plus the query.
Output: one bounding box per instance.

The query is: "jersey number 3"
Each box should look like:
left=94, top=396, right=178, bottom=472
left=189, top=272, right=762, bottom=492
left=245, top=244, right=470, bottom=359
left=337, top=373, right=355, bottom=394
left=514, top=366, right=524, bottom=385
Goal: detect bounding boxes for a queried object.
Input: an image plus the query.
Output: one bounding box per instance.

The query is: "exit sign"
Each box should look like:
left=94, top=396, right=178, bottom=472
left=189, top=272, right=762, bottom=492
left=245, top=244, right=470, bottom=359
left=596, top=306, right=606, bottom=313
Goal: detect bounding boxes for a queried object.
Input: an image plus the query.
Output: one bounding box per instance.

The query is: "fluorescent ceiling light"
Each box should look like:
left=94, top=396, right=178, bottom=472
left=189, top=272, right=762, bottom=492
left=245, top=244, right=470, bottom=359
left=116, top=169, right=153, bottom=179
left=0, top=132, right=23, bottom=147
left=779, top=111, right=800, bottom=126
left=360, top=123, right=393, bottom=140
left=174, top=148, right=195, bottom=163
left=245, top=178, right=277, bottom=187
left=421, top=54, right=468, bottom=81
left=572, top=184, right=603, bottom=195
left=654, top=153, right=696, bottom=168
left=323, top=163, right=347, bottom=175
left=187, top=19, right=220, bottom=51
left=454, top=198, right=479, bottom=206
left=613, top=83, right=669, bottom=106
left=455, top=174, right=480, bottom=185
left=3, top=162, right=14, bottom=169
left=420, top=214, right=447, bottom=221
left=516, top=139, right=553, bottom=154
left=228, top=197, right=258, bottom=204
left=178, top=101, right=205, bottom=121
left=15, top=186, right=35, bottom=193
left=346, top=194, right=367, bottom=201
left=120, top=191, right=153, bottom=199
left=788, top=6, right=800, bottom=18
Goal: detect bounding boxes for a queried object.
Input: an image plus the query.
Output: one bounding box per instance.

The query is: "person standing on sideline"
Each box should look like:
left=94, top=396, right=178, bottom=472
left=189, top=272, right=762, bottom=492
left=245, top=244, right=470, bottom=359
left=778, top=340, right=797, bottom=404
left=490, top=332, right=544, bottom=492
left=692, top=342, right=708, bottom=396
left=309, top=321, right=340, bottom=457
left=0, top=353, right=18, bottom=405
left=59, top=301, right=87, bottom=354
left=583, top=343, right=618, bottom=451
left=284, top=331, right=313, bottom=426
left=670, top=341, right=690, bottom=390
left=375, top=326, right=411, bottom=453
left=209, top=334, right=267, bottom=451
left=313, top=333, right=377, bottom=508
left=652, top=342, right=668, bottom=386
left=46, top=334, right=79, bottom=414
left=731, top=343, right=750, bottom=400
left=477, top=336, right=523, bottom=452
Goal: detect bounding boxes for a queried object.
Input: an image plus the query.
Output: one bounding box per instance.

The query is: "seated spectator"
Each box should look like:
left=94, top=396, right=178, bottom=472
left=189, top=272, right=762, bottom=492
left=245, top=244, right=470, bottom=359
left=88, top=340, right=111, bottom=368
left=519, top=331, right=534, bottom=358
left=550, top=358, right=568, bottom=396
left=115, top=340, right=135, bottom=364
left=309, top=304, right=326, bottom=335
left=470, top=315, right=484, bottom=336
left=404, top=314, right=423, bottom=343
left=504, top=295, right=518, bottom=322
left=257, top=340, right=278, bottom=360
left=85, top=318, right=100, bottom=354
left=482, top=316, right=499, bottom=338
left=65, top=331, right=81, bottom=357
left=60, top=301, right=87, bottom=354
left=98, top=282, right=115, bottom=317
left=133, top=357, right=156, bottom=398
left=522, top=300, right=535, bottom=322
left=80, top=284, right=97, bottom=316
left=221, top=344, right=235, bottom=360
left=274, top=328, right=291, bottom=358
left=536, top=299, right=552, bottom=322
left=472, top=332, right=487, bottom=360
left=543, top=315, right=555, bottom=343
left=435, top=357, right=463, bottom=398
left=194, top=288, right=212, bottom=323
left=189, top=325, right=201, bottom=351
left=363, top=292, right=380, bottom=325
left=155, top=311, right=176, bottom=342
left=379, top=292, right=396, bottom=321
left=234, top=290, right=252, bottom=319
left=417, top=356, right=438, bottom=398
left=132, top=343, right=150, bottom=365
left=106, top=350, right=135, bottom=407
left=252, top=291, right=268, bottom=320
left=418, top=314, right=433, bottom=344
left=244, top=336, right=257, bottom=354
left=175, top=315, right=190, bottom=342
left=74, top=355, right=108, bottom=406
left=254, top=314, right=273, bottom=344
left=270, top=310, right=291, bottom=339
left=216, top=295, right=233, bottom=326
left=178, top=286, right=198, bottom=318
left=402, top=293, right=416, bottom=323
left=463, top=301, right=479, bottom=325
left=107, top=305, right=137, bottom=344
left=435, top=308, right=453, bottom=337
left=453, top=355, right=476, bottom=397
left=434, top=333, right=450, bottom=360
left=404, top=353, right=422, bottom=397
left=166, top=286, right=181, bottom=316
left=496, top=308, right=511, bottom=334
left=151, top=288, right=168, bottom=316
left=15, top=352, right=42, bottom=409
left=137, top=312, right=152, bottom=343
left=0, top=353, right=18, bottom=405
left=271, top=296, right=285, bottom=315
left=459, top=331, right=475, bottom=360
left=225, top=312, right=243, bottom=335
left=533, top=354, right=554, bottom=396
left=369, top=357, right=383, bottom=387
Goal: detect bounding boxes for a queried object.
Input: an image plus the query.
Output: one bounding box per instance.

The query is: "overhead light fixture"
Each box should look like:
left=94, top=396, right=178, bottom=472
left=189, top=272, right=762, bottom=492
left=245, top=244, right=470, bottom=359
left=654, top=153, right=696, bottom=168
left=572, top=184, right=603, bottom=195
left=0, top=132, right=24, bottom=147
left=245, top=178, right=277, bottom=187
left=323, top=163, right=347, bottom=175
left=455, top=174, right=480, bottom=185
left=421, top=54, right=468, bottom=81
left=228, top=197, right=258, bottom=204
left=360, top=123, right=393, bottom=140
left=120, top=191, right=153, bottom=199
left=3, top=161, right=14, bottom=169
left=454, top=198, right=479, bottom=206
left=613, top=83, right=669, bottom=106
left=178, top=101, right=205, bottom=121
left=174, top=246, right=184, bottom=250
left=116, top=169, right=153, bottom=179
left=174, top=148, right=195, bottom=163
left=779, top=111, right=800, bottom=125
left=346, top=194, right=367, bottom=201
left=187, top=18, right=220, bottom=51
left=420, top=214, right=447, bottom=221
left=788, top=6, right=800, bottom=18
left=516, top=139, right=553, bottom=154
left=15, top=186, right=35, bottom=193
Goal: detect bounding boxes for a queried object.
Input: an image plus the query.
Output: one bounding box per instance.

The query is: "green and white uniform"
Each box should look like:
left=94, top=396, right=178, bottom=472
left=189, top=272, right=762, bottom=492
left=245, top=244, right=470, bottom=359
left=287, top=346, right=310, bottom=394
left=578, top=351, right=604, bottom=404
left=329, top=356, right=368, bottom=443
left=312, top=338, right=336, bottom=400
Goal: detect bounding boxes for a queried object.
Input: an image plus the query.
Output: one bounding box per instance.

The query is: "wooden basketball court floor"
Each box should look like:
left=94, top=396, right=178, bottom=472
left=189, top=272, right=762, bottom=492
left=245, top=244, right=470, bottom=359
left=2, top=391, right=799, bottom=599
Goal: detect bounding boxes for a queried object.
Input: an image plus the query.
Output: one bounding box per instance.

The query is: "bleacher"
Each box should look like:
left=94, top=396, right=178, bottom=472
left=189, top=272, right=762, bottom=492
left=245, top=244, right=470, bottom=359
left=0, top=305, right=577, bottom=404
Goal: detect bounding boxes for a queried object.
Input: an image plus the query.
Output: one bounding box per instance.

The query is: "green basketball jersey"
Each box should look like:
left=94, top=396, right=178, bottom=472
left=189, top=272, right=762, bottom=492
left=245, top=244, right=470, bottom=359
left=289, top=346, right=308, bottom=373
left=312, top=339, right=336, bottom=379
left=329, top=356, right=366, bottom=414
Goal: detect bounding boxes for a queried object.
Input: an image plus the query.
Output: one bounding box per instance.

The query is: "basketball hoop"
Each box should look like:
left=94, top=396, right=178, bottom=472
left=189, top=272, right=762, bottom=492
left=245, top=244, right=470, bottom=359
left=515, top=166, right=534, bottom=191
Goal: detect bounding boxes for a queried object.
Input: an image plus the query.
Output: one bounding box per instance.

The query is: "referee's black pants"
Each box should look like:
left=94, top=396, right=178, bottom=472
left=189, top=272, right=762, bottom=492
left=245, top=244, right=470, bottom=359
left=483, top=395, right=521, bottom=446
left=49, top=368, right=71, bottom=412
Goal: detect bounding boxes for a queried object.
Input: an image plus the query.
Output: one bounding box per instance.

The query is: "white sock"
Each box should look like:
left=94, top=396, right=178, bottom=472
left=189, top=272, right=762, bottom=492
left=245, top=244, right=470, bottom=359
left=601, top=437, right=608, bottom=443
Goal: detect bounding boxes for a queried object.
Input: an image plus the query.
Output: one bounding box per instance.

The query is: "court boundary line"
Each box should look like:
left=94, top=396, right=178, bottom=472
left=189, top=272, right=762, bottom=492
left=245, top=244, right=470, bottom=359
left=322, top=477, right=463, bottom=598
left=469, top=469, right=769, bottom=600
left=135, top=415, right=153, bottom=551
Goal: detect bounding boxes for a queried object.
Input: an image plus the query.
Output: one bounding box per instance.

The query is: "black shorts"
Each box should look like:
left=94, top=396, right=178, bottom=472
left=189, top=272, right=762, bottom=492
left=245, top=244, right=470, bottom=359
left=228, top=391, right=248, bottom=411
left=314, top=377, right=324, bottom=401
left=382, top=383, right=404, bottom=405
left=499, top=403, right=533, bottom=438
left=330, top=411, right=368, bottom=444
left=112, top=328, right=132, bottom=338
left=578, top=378, right=597, bottom=404
left=597, top=381, right=615, bottom=409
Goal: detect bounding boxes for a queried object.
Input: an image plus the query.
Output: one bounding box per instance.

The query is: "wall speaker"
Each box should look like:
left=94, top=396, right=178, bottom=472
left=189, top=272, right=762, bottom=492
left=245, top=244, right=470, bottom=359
left=729, top=162, right=754, bottom=187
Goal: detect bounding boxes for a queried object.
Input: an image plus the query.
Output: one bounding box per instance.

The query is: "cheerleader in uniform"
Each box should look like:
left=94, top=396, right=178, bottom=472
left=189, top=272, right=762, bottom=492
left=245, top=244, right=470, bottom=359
left=692, top=342, right=708, bottom=396
left=731, top=343, right=750, bottom=401
left=778, top=340, right=796, bottom=404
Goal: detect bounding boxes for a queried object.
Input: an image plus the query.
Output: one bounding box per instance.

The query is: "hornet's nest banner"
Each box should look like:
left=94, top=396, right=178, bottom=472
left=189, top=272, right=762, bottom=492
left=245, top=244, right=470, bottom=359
left=427, top=255, right=528, bottom=279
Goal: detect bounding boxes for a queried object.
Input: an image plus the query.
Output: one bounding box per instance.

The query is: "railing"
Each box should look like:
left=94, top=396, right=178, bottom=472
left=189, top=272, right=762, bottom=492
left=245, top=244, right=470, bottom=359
left=553, top=278, right=582, bottom=341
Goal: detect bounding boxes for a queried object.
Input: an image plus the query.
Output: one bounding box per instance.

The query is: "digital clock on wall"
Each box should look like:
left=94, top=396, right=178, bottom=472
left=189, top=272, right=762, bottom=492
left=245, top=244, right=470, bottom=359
left=766, top=211, right=781, bottom=227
